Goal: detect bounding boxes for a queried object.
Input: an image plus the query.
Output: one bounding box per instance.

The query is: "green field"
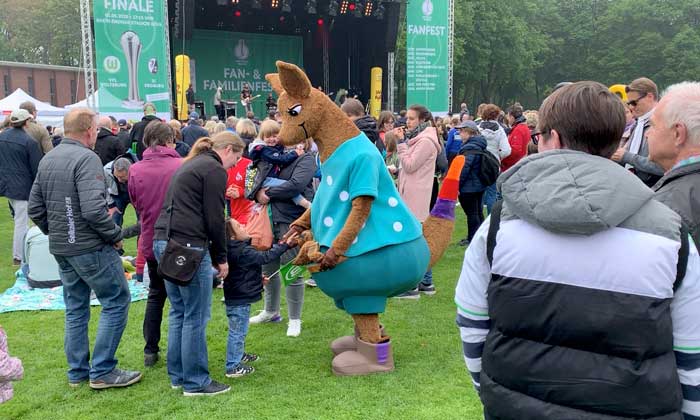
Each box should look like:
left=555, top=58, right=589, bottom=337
left=0, top=198, right=481, bottom=419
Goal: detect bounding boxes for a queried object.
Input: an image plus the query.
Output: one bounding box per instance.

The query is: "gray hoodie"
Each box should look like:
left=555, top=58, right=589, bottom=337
left=498, top=149, right=680, bottom=239
left=479, top=120, right=511, bottom=162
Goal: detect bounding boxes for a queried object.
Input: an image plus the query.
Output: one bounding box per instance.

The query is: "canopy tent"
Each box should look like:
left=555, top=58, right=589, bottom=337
left=0, top=88, right=66, bottom=126
left=64, top=90, right=99, bottom=110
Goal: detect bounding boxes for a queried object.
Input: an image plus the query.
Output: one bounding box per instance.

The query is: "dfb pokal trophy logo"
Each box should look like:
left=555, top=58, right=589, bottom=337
left=120, top=31, right=145, bottom=108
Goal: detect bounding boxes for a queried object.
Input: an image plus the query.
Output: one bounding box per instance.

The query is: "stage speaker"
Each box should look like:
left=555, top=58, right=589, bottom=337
left=384, top=2, right=401, bottom=52
left=173, top=0, right=195, bottom=40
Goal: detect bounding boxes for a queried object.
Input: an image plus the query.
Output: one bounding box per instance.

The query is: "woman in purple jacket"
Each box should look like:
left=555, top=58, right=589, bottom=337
left=128, top=121, right=182, bottom=367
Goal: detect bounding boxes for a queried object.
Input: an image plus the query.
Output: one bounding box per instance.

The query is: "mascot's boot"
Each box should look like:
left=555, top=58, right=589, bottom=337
left=331, top=337, right=394, bottom=376
left=330, top=325, right=386, bottom=356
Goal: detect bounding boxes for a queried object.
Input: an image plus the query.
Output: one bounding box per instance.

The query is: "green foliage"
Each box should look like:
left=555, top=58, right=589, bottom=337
left=396, top=0, right=700, bottom=110
left=0, top=199, right=481, bottom=419
left=0, top=0, right=81, bottom=66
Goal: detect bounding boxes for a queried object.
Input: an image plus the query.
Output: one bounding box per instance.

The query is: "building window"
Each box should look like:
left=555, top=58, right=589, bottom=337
left=49, top=78, right=57, bottom=105
left=3, top=75, right=10, bottom=96
left=27, top=76, right=34, bottom=96
left=70, top=80, right=77, bottom=103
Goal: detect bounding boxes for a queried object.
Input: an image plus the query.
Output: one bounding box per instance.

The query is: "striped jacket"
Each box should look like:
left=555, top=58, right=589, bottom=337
left=456, top=150, right=700, bottom=420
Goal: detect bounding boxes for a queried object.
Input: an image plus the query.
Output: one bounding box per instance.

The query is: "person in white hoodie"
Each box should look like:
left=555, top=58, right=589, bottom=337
left=478, top=104, right=511, bottom=214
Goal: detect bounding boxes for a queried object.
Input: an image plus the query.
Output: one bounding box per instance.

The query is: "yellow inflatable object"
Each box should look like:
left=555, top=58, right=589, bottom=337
left=609, top=84, right=627, bottom=102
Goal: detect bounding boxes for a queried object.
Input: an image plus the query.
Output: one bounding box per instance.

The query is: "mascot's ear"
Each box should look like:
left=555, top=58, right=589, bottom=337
left=276, top=60, right=311, bottom=99
left=266, top=73, right=284, bottom=96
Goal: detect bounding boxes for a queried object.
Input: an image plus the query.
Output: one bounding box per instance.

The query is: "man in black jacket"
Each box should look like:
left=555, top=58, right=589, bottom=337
left=649, top=81, right=700, bottom=250
left=340, top=98, right=385, bottom=154
left=95, top=116, right=126, bottom=165
left=181, top=112, right=209, bottom=147
left=0, top=109, right=42, bottom=265
left=28, top=107, right=141, bottom=390
left=130, top=102, right=160, bottom=160
left=116, top=119, right=131, bottom=151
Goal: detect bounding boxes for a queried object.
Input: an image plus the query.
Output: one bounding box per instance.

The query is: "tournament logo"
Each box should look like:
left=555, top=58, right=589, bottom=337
left=235, top=39, right=250, bottom=61
left=422, top=0, right=433, bottom=22
left=175, top=255, right=187, bottom=266
left=103, top=56, right=121, bottom=74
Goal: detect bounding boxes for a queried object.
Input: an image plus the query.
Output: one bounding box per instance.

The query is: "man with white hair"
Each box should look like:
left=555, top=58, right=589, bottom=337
left=104, top=157, right=134, bottom=227
left=649, top=81, right=700, bottom=250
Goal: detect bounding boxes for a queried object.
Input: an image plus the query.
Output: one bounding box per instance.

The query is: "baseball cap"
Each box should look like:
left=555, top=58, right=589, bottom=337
left=9, top=109, right=32, bottom=124
left=189, top=111, right=199, bottom=120
left=118, top=119, right=127, bottom=126
left=455, top=120, right=479, bottom=131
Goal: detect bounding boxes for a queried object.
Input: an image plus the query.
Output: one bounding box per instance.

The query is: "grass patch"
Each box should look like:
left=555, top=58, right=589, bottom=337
left=0, top=197, right=481, bottom=419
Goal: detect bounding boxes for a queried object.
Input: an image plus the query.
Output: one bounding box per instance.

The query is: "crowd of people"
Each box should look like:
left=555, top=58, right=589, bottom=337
left=0, top=74, right=699, bottom=416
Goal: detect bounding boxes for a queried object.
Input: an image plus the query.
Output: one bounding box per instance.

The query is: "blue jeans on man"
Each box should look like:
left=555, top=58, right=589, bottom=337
left=482, top=183, right=499, bottom=215
left=225, top=304, right=251, bottom=372
left=111, top=189, right=131, bottom=227
left=54, top=245, right=131, bottom=382
left=153, top=240, right=213, bottom=392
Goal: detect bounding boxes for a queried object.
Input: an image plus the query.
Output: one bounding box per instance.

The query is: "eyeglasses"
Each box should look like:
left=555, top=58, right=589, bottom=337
left=531, top=131, right=543, bottom=145
left=626, top=93, right=647, bottom=107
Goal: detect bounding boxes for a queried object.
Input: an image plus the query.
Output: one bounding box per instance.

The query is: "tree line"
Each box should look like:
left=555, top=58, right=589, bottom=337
left=395, top=0, right=700, bottom=111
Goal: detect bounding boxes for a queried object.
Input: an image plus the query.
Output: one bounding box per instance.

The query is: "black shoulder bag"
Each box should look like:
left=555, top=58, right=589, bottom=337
left=157, top=197, right=206, bottom=286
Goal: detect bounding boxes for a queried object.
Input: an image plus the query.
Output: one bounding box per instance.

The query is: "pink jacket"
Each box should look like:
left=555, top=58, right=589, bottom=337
left=0, top=327, right=23, bottom=404
left=397, top=126, right=440, bottom=222
left=128, top=146, right=182, bottom=261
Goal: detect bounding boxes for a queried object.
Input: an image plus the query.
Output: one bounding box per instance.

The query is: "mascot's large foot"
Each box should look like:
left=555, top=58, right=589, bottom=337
left=330, top=325, right=386, bottom=356
left=331, top=338, right=394, bottom=376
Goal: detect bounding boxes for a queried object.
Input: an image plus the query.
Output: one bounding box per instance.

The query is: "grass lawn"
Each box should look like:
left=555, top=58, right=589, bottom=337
left=0, top=197, right=482, bottom=420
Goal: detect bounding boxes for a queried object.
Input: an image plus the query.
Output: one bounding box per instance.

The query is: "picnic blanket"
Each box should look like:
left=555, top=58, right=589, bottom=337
left=0, top=270, right=148, bottom=313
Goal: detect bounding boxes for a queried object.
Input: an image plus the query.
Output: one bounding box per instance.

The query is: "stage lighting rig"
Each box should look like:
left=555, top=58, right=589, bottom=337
left=353, top=1, right=364, bottom=18
left=306, top=0, right=317, bottom=14
left=340, top=1, right=350, bottom=14
left=231, top=0, right=239, bottom=4
left=271, top=0, right=280, bottom=8
left=328, top=0, right=339, bottom=16
left=281, top=0, right=292, bottom=12
left=372, top=0, right=384, bottom=19
left=363, top=1, right=373, bottom=16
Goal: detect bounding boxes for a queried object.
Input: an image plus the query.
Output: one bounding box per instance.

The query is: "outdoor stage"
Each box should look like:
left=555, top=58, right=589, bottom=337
left=168, top=0, right=402, bottom=118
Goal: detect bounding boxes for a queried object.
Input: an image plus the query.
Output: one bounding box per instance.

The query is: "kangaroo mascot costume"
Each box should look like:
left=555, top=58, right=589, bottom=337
left=267, top=61, right=464, bottom=376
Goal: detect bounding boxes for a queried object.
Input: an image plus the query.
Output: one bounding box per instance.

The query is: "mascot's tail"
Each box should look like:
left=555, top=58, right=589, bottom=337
left=423, top=155, right=465, bottom=268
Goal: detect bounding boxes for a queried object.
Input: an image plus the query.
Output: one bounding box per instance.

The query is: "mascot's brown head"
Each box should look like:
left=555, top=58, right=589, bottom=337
left=266, top=61, right=360, bottom=159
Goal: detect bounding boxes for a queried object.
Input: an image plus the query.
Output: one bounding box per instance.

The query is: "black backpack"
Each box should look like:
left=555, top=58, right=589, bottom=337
left=461, top=150, right=500, bottom=186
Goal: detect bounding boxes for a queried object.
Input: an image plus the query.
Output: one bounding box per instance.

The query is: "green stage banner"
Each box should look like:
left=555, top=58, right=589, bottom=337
left=93, top=0, right=172, bottom=119
left=178, top=30, right=304, bottom=119
left=406, top=0, right=450, bottom=115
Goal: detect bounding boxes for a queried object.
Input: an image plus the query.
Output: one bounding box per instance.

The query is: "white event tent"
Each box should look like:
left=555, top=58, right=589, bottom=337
left=0, top=88, right=66, bottom=127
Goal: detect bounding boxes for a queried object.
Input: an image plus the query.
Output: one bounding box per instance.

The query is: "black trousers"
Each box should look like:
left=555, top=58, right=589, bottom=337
left=459, top=191, right=485, bottom=241
left=143, top=258, right=168, bottom=355
left=215, top=104, right=224, bottom=121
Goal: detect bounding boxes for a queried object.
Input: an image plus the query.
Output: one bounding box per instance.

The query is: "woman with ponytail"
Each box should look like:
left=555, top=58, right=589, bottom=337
left=152, top=131, right=244, bottom=396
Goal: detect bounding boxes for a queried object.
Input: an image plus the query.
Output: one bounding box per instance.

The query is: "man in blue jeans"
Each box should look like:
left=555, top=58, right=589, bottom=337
left=28, top=107, right=142, bottom=389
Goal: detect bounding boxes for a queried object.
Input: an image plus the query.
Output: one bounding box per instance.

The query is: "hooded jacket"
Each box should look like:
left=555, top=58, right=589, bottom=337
left=95, top=127, right=126, bottom=166
left=128, top=146, right=182, bottom=261
left=223, top=240, right=289, bottom=305
left=479, top=120, right=511, bottom=162
left=500, top=118, right=529, bottom=171
left=130, top=114, right=160, bottom=160
left=456, top=150, right=700, bottom=420
left=354, top=115, right=385, bottom=154
left=458, top=135, right=488, bottom=193
left=397, top=126, right=440, bottom=221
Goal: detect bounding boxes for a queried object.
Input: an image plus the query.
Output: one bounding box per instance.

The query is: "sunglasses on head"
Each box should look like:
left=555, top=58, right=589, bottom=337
left=626, top=92, right=647, bottom=107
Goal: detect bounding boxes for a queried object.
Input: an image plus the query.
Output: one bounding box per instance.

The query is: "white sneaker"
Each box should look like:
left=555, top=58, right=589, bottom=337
left=249, top=311, right=282, bottom=324
left=287, top=319, right=302, bottom=337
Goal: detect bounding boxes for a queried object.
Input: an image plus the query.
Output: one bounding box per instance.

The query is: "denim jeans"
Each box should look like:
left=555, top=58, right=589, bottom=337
left=421, top=269, right=433, bottom=287
left=482, top=183, right=498, bottom=215
left=54, top=245, right=131, bottom=381
left=110, top=190, right=131, bottom=227
left=143, top=259, right=168, bottom=355
left=153, top=240, right=212, bottom=391
left=225, top=304, right=251, bottom=371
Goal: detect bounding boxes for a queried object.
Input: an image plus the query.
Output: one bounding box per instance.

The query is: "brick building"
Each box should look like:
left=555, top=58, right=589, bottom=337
left=0, top=61, right=93, bottom=107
